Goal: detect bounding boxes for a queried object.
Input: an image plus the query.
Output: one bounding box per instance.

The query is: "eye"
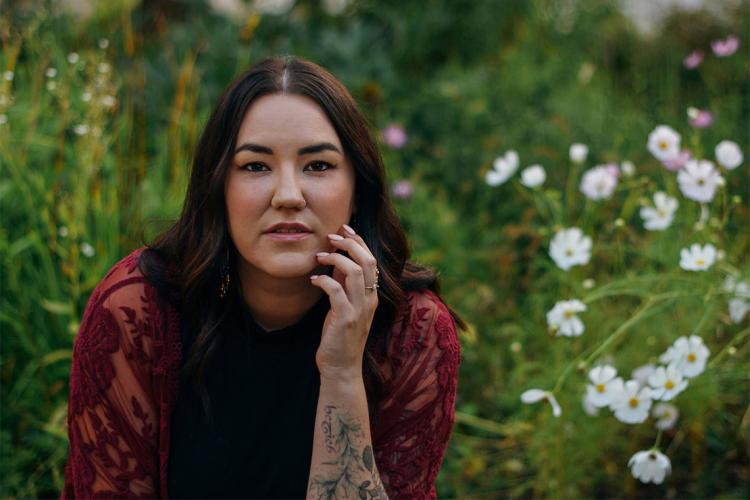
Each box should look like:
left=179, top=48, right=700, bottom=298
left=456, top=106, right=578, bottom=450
left=305, top=161, right=335, bottom=172
left=240, top=162, right=269, bottom=172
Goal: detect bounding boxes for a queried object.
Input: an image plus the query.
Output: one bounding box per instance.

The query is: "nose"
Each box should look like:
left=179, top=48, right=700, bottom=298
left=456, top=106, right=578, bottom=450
left=270, top=164, right=307, bottom=210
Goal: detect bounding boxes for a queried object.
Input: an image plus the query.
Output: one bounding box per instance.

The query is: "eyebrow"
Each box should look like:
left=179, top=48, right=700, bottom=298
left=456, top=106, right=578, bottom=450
left=233, top=142, right=342, bottom=156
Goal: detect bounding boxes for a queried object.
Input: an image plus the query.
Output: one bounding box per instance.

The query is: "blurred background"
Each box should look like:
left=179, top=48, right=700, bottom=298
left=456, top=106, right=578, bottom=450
left=1, top=0, right=748, bottom=497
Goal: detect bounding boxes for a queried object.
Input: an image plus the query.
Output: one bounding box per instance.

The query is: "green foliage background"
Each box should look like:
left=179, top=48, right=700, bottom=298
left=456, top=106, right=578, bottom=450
left=1, top=0, right=748, bottom=497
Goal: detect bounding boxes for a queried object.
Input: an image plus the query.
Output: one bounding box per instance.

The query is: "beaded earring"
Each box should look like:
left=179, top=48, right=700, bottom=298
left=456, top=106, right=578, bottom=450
left=218, top=248, right=231, bottom=299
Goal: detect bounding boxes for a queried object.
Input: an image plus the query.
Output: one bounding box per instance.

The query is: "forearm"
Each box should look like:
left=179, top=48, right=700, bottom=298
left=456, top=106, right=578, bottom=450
left=306, top=374, right=389, bottom=500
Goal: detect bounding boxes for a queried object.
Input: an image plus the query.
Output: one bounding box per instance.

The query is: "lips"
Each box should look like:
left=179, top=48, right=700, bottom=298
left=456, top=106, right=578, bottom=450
left=265, top=222, right=312, bottom=234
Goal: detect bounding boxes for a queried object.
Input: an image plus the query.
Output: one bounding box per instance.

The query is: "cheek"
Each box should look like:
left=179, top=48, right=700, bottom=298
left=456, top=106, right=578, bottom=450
left=225, top=180, right=265, bottom=233
left=311, top=179, right=355, bottom=216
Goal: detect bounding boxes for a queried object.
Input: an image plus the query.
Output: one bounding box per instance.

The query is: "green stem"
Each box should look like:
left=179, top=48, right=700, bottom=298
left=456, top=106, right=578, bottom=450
left=454, top=411, right=514, bottom=437
left=565, top=161, right=581, bottom=225
left=653, top=428, right=663, bottom=450
left=552, top=291, right=696, bottom=393
left=707, top=326, right=750, bottom=369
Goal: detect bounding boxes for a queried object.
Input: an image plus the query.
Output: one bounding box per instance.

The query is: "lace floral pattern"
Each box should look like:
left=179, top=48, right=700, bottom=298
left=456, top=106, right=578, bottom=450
left=61, top=249, right=461, bottom=499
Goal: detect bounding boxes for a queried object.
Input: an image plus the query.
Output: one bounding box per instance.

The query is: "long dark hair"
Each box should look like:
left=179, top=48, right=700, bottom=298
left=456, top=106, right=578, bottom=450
left=140, top=56, right=466, bottom=420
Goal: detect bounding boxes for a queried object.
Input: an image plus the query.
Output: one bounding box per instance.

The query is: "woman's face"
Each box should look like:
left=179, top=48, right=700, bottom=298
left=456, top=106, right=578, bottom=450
left=225, top=93, right=356, bottom=281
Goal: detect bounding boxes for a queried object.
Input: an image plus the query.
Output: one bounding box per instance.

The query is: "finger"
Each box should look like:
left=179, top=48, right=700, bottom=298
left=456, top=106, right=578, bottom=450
left=327, top=233, right=378, bottom=287
left=342, top=225, right=375, bottom=260
left=316, top=251, right=366, bottom=306
left=309, top=274, right=354, bottom=316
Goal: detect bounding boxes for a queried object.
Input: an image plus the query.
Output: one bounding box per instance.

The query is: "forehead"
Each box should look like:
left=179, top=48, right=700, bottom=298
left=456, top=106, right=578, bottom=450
left=236, top=93, right=342, bottom=148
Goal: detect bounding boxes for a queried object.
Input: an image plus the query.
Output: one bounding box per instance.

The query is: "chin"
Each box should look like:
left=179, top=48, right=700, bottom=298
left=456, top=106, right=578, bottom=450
left=261, top=257, right=318, bottom=278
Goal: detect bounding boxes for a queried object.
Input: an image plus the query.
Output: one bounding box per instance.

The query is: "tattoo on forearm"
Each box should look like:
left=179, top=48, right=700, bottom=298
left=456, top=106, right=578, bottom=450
left=323, top=405, right=337, bottom=454
left=309, top=405, right=388, bottom=499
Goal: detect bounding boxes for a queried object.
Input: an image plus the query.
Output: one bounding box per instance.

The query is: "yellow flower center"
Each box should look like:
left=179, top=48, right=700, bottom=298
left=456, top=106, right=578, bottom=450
left=564, top=310, right=575, bottom=319
left=658, top=209, right=666, bottom=218
left=629, top=398, right=639, bottom=408
left=688, top=353, right=696, bottom=363
left=665, top=380, right=674, bottom=390
left=659, top=141, right=668, bottom=151
left=596, top=383, right=605, bottom=393
left=696, top=259, right=705, bottom=266
left=697, top=178, right=705, bottom=186
left=565, top=248, right=573, bottom=256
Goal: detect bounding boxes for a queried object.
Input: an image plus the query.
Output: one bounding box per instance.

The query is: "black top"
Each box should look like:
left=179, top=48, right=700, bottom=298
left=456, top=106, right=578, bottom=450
left=167, top=294, right=330, bottom=499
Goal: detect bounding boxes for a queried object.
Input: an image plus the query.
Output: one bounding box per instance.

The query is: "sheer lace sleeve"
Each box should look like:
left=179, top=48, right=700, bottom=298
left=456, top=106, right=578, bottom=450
left=61, top=251, right=177, bottom=499
left=372, top=289, right=461, bottom=499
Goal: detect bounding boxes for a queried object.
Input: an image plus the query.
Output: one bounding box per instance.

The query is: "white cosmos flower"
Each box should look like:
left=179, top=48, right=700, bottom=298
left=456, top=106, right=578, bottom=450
left=585, top=365, right=623, bottom=408
left=209, top=0, right=250, bottom=18
left=610, top=380, right=652, bottom=423
left=45, top=67, right=57, bottom=78
left=569, top=143, right=588, bottom=164
left=485, top=150, right=519, bottom=186
left=253, top=0, right=295, bottom=15
left=620, top=160, right=636, bottom=177
left=67, top=52, right=80, bottom=64
left=653, top=403, right=679, bottom=430
left=640, top=191, right=678, bottom=231
left=521, top=388, right=561, bottom=417
left=715, top=140, right=743, bottom=170
left=679, top=243, right=717, bottom=271
left=549, top=227, right=592, bottom=271
left=101, top=95, right=116, bottom=108
left=80, top=242, right=95, bottom=258
left=723, top=276, right=750, bottom=298
left=729, top=298, right=750, bottom=323
left=546, top=299, right=587, bottom=337
left=648, top=365, right=688, bottom=401
left=631, top=363, right=657, bottom=388
left=723, top=276, right=749, bottom=322
left=647, top=125, right=681, bottom=162
left=582, top=392, right=599, bottom=416
left=677, top=159, right=722, bottom=203
left=628, top=450, right=672, bottom=484
left=659, top=335, right=709, bottom=378
left=73, top=124, right=90, bottom=136
left=520, top=164, right=546, bottom=188
left=580, top=165, right=618, bottom=200
left=322, top=0, right=351, bottom=15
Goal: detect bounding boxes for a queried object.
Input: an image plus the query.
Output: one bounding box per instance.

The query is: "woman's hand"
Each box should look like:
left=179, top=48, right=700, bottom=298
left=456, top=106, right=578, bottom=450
left=310, top=223, right=379, bottom=382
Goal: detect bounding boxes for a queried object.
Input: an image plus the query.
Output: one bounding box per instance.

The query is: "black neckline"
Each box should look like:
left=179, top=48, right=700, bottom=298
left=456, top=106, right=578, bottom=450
left=237, top=293, right=330, bottom=341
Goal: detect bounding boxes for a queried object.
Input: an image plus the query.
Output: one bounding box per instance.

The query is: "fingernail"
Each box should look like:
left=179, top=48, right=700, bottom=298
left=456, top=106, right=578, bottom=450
left=328, top=234, right=344, bottom=241
left=316, top=252, right=329, bottom=257
left=310, top=275, right=319, bottom=280
left=343, top=224, right=356, bottom=235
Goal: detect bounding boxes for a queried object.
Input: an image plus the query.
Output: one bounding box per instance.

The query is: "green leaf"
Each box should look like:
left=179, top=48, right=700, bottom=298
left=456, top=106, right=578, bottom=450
left=40, top=299, right=73, bottom=316
left=40, top=349, right=73, bottom=366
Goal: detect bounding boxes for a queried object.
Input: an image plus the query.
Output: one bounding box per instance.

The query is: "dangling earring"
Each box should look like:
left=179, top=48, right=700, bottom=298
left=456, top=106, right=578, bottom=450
left=218, top=248, right=231, bottom=299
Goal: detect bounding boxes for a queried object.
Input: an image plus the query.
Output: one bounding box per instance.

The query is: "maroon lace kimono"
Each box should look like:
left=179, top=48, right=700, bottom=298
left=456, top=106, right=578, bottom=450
left=60, top=249, right=461, bottom=499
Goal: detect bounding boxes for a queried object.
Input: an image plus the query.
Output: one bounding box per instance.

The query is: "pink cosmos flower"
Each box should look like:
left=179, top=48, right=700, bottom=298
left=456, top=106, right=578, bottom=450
left=711, top=35, right=739, bottom=57
left=391, top=179, right=414, bottom=200
left=382, top=124, right=407, bottom=149
left=683, top=51, right=703, bottom=69
left=662, top=149, right=691, bottom=172
left=605, top=163, right=620, bottom=178
left=687, top=108, right=713, bottom=129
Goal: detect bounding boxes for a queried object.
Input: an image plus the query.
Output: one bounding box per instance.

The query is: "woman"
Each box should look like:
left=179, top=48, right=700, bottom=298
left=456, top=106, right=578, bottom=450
left=61, top=56, right=464, bottom=499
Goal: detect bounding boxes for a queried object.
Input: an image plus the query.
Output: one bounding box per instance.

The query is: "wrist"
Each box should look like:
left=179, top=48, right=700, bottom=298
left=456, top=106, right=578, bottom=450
left=319, top=367, right=364, bottom=389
